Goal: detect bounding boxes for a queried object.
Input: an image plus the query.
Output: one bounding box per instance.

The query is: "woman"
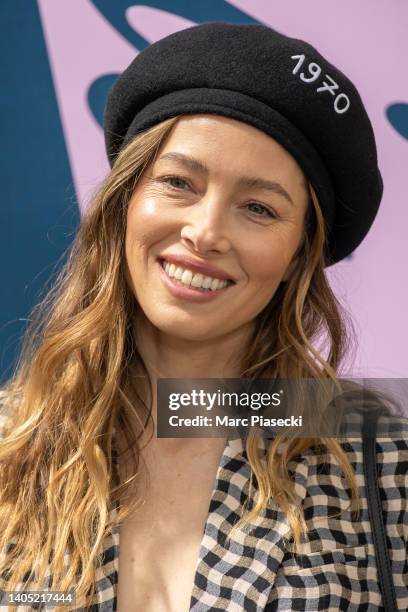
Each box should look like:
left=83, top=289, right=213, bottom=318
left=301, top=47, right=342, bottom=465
left=0, top=22, right=407, bottom=612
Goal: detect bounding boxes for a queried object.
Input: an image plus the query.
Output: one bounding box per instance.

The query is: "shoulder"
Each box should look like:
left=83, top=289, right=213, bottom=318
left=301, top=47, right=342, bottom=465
left=304, top=413, right=408, bottom=466
left=307, top=415, right=408, bottom=483
left=274, top=417, right=408, bottom=553
left=270, top=420, right=408, bottom=609
left=280, top=416, right=408, bottom=514
left=341, top=413, right=408, bottom=470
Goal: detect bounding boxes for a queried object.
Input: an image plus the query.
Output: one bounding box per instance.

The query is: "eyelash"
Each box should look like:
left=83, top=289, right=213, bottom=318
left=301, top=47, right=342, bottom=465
left=158, top=175, right=277, bottom=219
left=160, top=175, right=191, bottom=191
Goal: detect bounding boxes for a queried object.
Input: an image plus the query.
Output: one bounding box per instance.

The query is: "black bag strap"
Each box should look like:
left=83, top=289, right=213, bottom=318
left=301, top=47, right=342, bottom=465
left=362, top=409, right=398, bottom=611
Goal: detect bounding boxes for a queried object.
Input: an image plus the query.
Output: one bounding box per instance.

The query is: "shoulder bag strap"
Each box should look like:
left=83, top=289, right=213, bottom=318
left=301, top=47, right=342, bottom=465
left=362, top=409, right=398, bottom=611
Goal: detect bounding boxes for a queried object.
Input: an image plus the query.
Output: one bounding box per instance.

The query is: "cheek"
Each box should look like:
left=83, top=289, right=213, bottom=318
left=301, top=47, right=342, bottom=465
left=125, top=196, right=167, bottom=255
left=127, top=194, right=159, bottom=231
left=244, top=227, right=302, bottom=284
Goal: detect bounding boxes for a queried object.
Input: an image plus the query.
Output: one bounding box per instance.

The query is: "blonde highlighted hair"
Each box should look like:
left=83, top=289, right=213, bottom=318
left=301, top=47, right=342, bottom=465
left=0, top=115, right=358, bottom=609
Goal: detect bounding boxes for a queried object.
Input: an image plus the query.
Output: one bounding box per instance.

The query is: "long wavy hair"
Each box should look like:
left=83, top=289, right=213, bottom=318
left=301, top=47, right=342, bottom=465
left=0, top=115, right=359, bottom=609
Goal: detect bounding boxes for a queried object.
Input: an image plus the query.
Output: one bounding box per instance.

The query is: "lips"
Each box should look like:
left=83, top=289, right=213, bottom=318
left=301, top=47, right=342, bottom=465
left=158, top=254, right=236, bottom=283
left=157, top=259, right=233, bottom=303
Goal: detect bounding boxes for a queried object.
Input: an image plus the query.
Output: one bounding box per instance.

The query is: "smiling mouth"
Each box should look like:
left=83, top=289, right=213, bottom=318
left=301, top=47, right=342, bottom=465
left=158, top=258, right=236, bottom=292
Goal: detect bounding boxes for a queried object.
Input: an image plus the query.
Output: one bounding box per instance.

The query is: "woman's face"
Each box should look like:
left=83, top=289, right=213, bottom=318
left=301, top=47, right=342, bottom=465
left=125, top=115, right=309, bottom=342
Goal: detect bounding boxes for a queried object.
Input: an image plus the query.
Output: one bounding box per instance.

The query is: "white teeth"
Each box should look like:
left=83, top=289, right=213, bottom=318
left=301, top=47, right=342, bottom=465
left=202, top=276, right=212, bottom=289
left=181, top=269, right=193, bottom=285
left=174, top=267, right=183, bottom=280
left=162, top=260, right=230, bottom=291
left=191, top=273, right=204, bottom=288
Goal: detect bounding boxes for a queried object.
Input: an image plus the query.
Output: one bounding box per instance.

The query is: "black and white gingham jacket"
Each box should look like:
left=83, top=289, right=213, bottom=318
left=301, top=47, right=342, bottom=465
left=1, top=412, right=407, bottom=611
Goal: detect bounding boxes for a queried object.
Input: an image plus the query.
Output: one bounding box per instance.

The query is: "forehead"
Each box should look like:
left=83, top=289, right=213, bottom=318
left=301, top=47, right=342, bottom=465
left=155, top=114, right=306, bottom=187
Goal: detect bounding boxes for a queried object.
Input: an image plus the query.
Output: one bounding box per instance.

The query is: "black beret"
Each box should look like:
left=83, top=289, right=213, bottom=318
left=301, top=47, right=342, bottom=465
left=104, top=22, right=383, bottom=266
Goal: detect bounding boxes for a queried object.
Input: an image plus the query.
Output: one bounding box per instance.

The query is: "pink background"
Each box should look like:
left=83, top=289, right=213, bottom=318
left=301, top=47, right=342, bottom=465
left=37, top=0, right=408, bottom=377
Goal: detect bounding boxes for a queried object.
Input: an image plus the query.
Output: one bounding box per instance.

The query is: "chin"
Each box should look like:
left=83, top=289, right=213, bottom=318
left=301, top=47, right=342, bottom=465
left=154, top=320, right=223, bottom=343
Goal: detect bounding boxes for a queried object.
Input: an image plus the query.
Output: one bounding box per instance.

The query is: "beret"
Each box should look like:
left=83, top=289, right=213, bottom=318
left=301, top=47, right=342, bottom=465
left=104, top=22, right=383, bottom=266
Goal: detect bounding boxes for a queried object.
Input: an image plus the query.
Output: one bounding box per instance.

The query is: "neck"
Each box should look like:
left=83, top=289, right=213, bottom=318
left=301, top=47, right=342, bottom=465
left=121, top=309, right=253, bottom=455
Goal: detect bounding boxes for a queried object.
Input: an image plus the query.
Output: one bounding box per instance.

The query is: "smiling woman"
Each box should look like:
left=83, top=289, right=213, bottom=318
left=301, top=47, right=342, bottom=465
left=0, top=21, right=407, bottom=612
left=124, top=115, right=309, bottom=342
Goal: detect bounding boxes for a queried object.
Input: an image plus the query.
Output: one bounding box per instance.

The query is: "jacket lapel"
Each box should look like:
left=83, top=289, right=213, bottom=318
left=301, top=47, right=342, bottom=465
left=189, top=436, right=311, bottom=611
left=92, top=506, right=119, bottom=610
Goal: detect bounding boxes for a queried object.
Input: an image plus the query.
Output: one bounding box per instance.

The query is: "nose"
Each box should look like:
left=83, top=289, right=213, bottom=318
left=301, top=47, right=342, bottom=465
left=179, top=194, right=232, bottom=254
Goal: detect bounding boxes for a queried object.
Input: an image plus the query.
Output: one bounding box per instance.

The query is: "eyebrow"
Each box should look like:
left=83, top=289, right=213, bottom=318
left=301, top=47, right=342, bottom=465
left=157, top=152, right=294, bottom=206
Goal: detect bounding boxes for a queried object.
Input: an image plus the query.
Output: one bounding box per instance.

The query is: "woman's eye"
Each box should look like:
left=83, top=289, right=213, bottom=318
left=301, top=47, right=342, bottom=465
left=160, top=175, right=191, bottom=191
left=246, top=202, right=277, bottom=219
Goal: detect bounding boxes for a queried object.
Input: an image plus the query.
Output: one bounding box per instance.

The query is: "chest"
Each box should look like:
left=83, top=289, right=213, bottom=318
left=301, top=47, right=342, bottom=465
left=116, top=444, right=223, bottom=612
left=116, top=512, right=204, bottom=612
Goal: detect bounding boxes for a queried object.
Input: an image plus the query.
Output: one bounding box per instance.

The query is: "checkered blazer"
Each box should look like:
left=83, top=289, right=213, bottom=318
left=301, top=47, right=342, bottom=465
left=1, top=408, right=407, bottom=611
